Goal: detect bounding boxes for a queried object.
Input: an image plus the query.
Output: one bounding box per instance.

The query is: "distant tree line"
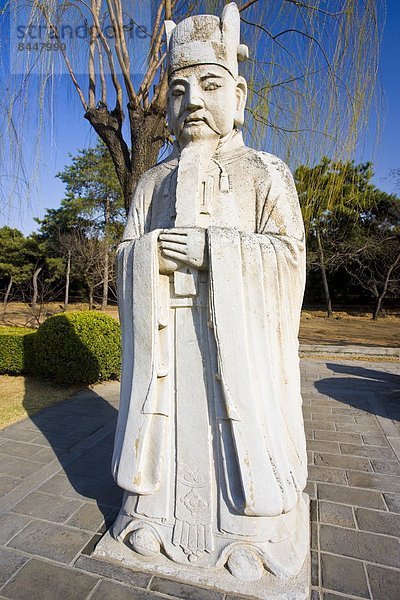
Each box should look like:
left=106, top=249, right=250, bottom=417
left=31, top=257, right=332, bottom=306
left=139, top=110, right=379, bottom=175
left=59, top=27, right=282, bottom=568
left=0, top=142, right=125, bottom=315
left=296, top=159, right=400, bottom=319
left=1, top=145, right=399, bottom=321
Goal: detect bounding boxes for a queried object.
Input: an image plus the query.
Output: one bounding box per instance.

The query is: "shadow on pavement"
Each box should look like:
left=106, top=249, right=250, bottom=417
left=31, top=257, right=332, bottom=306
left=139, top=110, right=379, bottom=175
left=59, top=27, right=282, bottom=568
left=21, top=317, right=122, bottom=523
left=314, top=362, right=400, bottom=420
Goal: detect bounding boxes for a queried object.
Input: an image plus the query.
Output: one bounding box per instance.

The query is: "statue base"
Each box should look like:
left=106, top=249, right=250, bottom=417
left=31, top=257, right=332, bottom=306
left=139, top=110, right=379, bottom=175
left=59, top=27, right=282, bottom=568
left=93, top=503, right=311, bottom=600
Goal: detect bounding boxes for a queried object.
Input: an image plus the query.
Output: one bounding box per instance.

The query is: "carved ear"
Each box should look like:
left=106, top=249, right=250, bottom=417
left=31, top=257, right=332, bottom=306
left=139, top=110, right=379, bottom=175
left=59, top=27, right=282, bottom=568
left=234, top=76, right=247, bottom=128
left=164, top=20, right=176, bottom=49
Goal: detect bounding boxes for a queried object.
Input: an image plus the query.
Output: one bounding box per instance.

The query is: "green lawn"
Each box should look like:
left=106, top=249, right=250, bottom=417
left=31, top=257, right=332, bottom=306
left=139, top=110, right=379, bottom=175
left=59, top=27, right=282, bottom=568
left=0, top=375, right=83, bottom=429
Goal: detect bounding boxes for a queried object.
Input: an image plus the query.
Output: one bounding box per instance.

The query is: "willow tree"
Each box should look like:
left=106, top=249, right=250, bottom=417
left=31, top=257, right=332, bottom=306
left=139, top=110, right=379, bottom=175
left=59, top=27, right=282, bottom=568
left=295, top=158, right=377, bottom=316
left=4, top=0, right=383, bottom=214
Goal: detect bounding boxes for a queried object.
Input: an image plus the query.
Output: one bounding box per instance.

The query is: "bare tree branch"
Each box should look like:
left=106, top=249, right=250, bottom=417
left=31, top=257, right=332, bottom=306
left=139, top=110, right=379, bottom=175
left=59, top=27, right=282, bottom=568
left=36, top=5, right=88, bottom=111
left=165, top=0, right=172, bottom=20
left=96, top=38, right=107, bottom=105
left=105, top=0, right=136, bottom=103
left=239, top=0, right=259, bottom=12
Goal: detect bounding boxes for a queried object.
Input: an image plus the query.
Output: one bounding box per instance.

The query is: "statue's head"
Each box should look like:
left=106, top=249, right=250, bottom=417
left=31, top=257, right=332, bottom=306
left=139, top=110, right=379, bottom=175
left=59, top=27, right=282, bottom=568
left=165, top=3, right=248, bottom=147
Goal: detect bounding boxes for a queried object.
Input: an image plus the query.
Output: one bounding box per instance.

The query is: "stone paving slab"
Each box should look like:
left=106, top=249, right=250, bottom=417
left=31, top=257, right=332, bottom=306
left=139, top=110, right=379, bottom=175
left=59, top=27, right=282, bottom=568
left=0, top=360, right=399, bottom=599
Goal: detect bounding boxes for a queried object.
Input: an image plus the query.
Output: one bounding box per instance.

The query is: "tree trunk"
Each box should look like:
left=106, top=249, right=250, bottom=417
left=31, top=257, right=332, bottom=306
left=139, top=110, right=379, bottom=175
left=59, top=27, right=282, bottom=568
left=31, top=267, right=42, bottom=311
left=372, top=295, right=384, bottom=321
left=85, top=106, right=133, bottom=214
left=88, top=284, right=94, bottom=310
left=85, top=105, right=168, bottom=215
left=64, top=250, right=71, bottom=311
left=127, top=106, right=168, bottom=212
left=3, top=275, right=13, bottom=308
left=372, top=249, right=400, bottom=321
left=101, top=199, right=110, bottom=310
left=316, top=227, right=333, bottom=317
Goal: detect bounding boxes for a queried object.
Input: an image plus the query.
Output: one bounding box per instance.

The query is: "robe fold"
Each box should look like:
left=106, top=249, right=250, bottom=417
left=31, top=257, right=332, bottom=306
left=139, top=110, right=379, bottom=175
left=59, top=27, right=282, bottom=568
left=111, top=133, right=308, bottom=569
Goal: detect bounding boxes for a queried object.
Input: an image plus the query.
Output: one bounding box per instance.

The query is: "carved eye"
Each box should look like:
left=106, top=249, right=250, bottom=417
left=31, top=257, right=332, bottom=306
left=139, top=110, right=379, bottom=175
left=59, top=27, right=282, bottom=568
left=203, top=81, right=221, bottom=91
left=171, top=85, right=185, bottom=97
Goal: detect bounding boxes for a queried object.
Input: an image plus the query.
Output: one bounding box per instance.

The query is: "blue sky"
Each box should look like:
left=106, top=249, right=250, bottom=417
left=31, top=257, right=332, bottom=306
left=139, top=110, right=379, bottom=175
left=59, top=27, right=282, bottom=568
left=375, top=0, right=400, bottom=183
left=1, top=0, right=399, bottom=235
left=372, top=1, right=400, bottom=189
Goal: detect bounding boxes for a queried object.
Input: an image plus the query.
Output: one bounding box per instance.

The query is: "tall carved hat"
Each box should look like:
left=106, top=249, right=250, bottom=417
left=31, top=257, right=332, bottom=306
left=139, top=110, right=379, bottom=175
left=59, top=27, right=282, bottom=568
left=165, top=2, right=249, bottom=78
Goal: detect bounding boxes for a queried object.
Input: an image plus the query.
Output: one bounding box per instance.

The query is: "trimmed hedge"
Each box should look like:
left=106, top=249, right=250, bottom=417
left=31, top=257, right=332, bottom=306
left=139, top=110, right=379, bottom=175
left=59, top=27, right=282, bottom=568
left=0, top=326, right=36, bottom=375
left=31, top=311, right=121, bottom=384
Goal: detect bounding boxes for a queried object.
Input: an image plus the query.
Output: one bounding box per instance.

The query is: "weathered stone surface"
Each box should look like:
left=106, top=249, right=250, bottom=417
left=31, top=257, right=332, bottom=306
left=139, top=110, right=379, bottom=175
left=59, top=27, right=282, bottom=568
left=63, top=475, right=123, bottom=507
left=94, top=530, right=311, bottom=599
left=0, top=455, right=43, bottom=480
left=0, top=427, right=39, bottom=443
left=322, top=594, right=362, bottom=600
left=319, top=502, right=355, bottom=528
left=0, top=547, right=29, bottom=586
left=66, top=502, right=109, bottom=532
left=340, top=443, right=395, bottom=460
left=355, top=507, right=400, bottom=537
left=314, top=452, right=371, bottom=472
left=311, top=414, right=355, bottom=423
left=90, top=580, right=162, bottom=600
left=74, top=555, right=151, bottom=588
left=13, top=491, right=82, bottom=523
left=37, top=473, right=73, bottom=496
left=376, top=415, right=399, bottom=437
left=32, top=447, right=59, bottom=463
left=362, top=434, right=388, bottom=446
left=332, top=407, right=367, bottom=415
left=305, top=481, right=317, bottom=500
left=311, top=522, right=318, bottom=550
left=0, top=440, right=44, bottom=459
left=308, top=466, right=347, bottom=484
left=336, top=423, right=380, bottom=434
left=8, top=519, right=92, bottom=564
left=310, top=499, right=318, bottom=522
left=81, top=534, right=102, bottom=556
left=388, top=436, right=400, bottom=462
left=306, top=441, right=340, bottom=454
left=1, top=558, right=98, bottom=600
left=0, top=513, right=31, bottom=545
left=347, top=471, right=400, bottom=493
left=371, top=459, right=400, bottom=475
left=319, top=524, right=400, bottom=568
left=314, top=431, right=362, bottom=444
left=0, top=475, right=22, bottom=497
left=150, top=577, right=224, bottom=600
left=310, top=551, right=319, bottom=588
left=384, top=492, right=400, bottom=513
left=366, top=564, right=400, bottom=600
left=305, top=421, right=336, bottom=432
left=320, top=553, right=370, bottom=598
left=317, top=483, right=386, bottom=509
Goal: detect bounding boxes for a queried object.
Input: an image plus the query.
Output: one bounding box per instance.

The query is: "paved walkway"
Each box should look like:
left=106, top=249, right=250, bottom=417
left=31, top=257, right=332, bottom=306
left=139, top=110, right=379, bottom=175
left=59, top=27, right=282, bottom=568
left=0, top=359, right=399, bottom=600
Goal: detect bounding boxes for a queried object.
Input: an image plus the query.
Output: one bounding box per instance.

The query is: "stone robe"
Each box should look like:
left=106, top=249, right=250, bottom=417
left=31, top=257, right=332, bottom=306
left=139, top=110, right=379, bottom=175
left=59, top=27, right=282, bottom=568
left=111, top=132, right=308, bottom=576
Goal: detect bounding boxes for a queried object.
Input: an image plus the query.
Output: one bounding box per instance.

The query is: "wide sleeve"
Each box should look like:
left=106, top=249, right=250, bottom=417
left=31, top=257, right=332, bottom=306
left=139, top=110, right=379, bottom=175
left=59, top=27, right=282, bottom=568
left=208, top=154, right=307, bottom=518
left=112, top=176, right=168, bottom=495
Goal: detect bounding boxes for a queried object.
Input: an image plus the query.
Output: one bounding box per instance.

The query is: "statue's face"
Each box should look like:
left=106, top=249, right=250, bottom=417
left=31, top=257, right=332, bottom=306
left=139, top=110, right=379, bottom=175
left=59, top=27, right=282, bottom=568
left=167, top=64, right=246, bottom=146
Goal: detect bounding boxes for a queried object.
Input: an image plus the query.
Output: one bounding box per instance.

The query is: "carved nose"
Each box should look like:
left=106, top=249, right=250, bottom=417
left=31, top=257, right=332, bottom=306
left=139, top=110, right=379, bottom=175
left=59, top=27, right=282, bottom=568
left=186, top=91, right=204, bottom=110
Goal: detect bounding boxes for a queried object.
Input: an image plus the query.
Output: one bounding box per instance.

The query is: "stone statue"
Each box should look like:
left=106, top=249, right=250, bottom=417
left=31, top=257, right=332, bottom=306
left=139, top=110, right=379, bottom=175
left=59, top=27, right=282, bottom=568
left=107, top=2, right=309, bottom=593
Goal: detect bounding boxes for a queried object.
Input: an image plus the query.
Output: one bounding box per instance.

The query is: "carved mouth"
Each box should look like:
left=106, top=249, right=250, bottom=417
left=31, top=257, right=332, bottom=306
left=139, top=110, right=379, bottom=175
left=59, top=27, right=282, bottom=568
left=184, top=116, right=206, bottom=125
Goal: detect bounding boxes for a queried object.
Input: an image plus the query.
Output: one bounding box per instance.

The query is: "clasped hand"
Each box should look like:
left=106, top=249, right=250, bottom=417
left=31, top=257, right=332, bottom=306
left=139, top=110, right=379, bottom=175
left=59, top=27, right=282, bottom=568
left=158, top=228, right=208, bottom=273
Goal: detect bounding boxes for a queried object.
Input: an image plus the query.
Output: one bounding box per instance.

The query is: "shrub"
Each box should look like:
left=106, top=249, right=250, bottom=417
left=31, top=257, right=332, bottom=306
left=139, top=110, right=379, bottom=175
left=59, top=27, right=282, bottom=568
left=32, top=311, right=121, bottom=384
left=0, top=326, right=36, bottom=375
